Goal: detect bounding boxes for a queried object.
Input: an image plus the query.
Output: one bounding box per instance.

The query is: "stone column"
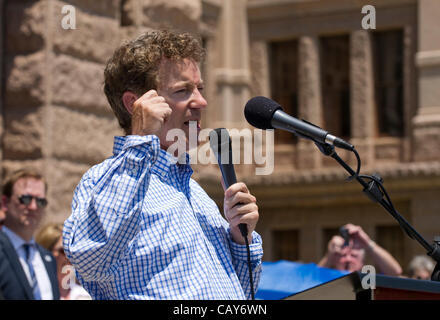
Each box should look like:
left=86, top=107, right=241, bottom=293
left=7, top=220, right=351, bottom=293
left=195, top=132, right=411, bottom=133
left=402, top=25, right=417, bottom=163
left=209, top=0, right=252, bottom=177
left=413, top=0, right=440, bottom=162
left=350, top=30, right=375, bottom=167
left=249, top=40, right=270, bottom=99
left=297, top=36, right=322, bottom=170
left=3, top=0, right=48, bottom=176
left=299, top=222, right=320, bottom=263
left=213, top=0, right=251, bottom=129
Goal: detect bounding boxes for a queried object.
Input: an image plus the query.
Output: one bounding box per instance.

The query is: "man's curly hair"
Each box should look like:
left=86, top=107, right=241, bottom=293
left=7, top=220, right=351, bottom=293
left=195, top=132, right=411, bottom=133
left=104, top=30, right=205, bottom=135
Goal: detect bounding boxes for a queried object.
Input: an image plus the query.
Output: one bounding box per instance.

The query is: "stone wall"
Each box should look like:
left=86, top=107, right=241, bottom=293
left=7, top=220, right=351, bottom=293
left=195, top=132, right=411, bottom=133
left=2, top=0, right=203, bottom=224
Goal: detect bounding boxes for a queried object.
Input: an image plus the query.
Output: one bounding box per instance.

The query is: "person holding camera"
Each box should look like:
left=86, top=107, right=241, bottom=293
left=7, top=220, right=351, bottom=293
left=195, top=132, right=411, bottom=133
left=318, top=223, right=402, bottom=276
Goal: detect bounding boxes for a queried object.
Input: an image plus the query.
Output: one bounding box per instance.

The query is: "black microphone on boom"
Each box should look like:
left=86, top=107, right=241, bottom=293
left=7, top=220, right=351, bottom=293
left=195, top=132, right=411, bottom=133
left=244, top=96, right=354, bottom=151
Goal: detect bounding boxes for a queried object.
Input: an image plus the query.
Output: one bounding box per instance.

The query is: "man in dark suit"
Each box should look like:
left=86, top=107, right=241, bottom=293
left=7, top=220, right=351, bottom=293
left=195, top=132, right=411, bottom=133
left=0, top=169, right=60, bottom=300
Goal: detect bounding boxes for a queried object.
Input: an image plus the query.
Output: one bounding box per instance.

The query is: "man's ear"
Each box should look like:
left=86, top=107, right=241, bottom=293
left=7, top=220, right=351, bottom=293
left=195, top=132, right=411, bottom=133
left=122, top=91, right=138, bottom=115
left=1, top=195, right=9, bottom=212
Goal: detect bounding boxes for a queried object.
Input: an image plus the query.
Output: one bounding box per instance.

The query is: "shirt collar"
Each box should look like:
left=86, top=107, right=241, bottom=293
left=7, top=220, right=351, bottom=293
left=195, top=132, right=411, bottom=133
left=112, top=135, right=193, bottom=179
left=2, top=226, right=36, bottom=251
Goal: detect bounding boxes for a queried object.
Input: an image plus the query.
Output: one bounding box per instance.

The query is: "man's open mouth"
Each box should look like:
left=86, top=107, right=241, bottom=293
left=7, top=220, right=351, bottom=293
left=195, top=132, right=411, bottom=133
left=184, top=120, right=201, bottom=129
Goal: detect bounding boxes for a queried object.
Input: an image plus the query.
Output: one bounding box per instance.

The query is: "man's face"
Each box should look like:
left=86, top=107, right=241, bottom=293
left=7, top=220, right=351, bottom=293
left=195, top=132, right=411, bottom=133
left=156, top=58, right=207, bottom=151
left=3, top=177, right=46, bottom=233
left=52, top=236, right=71, bottom=281
left=335, top=248, right=364, bottom=272
left=329, top=237, right=364, bottom=272
left=412, top=268, right=431, bottom=280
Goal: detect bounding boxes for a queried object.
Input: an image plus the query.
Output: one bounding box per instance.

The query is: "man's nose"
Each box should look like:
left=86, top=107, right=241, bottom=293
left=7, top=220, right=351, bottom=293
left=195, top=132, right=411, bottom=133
left=340, top=253, right=351, bottom=261
left=190, top=88, right=207, bottom=109
left=27, top=198, right=39, bottom=210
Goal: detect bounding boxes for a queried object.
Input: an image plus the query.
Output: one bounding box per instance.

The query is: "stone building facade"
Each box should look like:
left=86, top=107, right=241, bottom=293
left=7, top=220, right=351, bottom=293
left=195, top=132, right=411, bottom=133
left=1, top=0, right=439, bottom=273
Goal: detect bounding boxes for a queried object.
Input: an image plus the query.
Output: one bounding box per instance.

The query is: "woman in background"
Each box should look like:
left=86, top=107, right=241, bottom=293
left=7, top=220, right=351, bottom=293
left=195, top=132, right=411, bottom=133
left=36, top=223, right=91, bottom=300
left=407, top=255, right=435, bottom=280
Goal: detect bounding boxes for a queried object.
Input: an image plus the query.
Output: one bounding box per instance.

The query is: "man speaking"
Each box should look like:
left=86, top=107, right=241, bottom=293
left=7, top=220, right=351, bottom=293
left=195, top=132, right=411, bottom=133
left=63, top=30, right=263, bottom=300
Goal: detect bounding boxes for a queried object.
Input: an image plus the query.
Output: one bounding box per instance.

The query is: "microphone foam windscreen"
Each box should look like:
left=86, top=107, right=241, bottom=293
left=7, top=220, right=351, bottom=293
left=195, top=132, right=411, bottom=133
left=244, top=96, right=283, bottom=129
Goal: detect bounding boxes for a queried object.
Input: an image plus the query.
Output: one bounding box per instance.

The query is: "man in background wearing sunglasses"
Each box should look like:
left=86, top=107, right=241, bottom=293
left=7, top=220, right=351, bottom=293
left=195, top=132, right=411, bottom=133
left=0, top=169, right=60, bottom=300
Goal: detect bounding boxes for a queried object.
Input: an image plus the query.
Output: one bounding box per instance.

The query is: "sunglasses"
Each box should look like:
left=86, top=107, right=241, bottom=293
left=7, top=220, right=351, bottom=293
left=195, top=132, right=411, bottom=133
left=18, top=194, right=48, bottom=209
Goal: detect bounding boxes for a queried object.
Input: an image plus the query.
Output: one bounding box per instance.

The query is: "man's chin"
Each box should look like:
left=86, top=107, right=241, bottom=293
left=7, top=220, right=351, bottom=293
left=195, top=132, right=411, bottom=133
left=21, top=218, right=40, bottom=229
left=162, top=132, right=200, bottom=153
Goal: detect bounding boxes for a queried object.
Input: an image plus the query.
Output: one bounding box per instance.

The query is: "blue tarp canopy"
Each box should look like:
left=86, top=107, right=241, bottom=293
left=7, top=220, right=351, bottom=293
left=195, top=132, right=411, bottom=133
left=255, top=260, right=349, bottom=300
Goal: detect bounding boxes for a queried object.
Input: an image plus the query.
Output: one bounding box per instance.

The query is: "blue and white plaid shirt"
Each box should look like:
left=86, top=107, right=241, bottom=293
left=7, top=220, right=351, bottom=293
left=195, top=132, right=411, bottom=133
left=63, top=135, right=263, bottom=300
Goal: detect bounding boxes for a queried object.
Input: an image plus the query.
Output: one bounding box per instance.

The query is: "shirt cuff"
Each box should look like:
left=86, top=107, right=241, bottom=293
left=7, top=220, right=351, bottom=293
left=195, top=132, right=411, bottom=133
left=229, top=231, right=264, bottom=263
left=122, top=135, right=160, bottom=150
left=121, top=135, right=160, bottom=160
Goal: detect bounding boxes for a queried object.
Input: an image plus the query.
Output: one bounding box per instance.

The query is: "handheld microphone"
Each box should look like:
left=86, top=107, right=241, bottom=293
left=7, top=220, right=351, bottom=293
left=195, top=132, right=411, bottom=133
left=244, top=96, right=354, bottom=151
left=339, top=227, right=350, bottom=248
left=209, top=128, right=248, bottom=238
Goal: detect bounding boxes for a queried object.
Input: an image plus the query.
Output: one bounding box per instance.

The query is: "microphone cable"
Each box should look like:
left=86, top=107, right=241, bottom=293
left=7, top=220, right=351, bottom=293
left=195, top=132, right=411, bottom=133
left=238, top=224, right=255, bottom=300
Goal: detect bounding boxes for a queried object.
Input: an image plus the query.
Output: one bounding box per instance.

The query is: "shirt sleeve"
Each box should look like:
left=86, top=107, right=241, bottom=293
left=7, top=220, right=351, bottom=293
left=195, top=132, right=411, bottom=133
left=228, top=230, right=264, bottom=300
left=63, top=135, right=160, bottom=283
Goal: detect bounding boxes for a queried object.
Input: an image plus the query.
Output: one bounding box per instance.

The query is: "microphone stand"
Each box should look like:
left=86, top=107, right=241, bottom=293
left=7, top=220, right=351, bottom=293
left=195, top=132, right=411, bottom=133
left=313, top=141, right=440, bottom=281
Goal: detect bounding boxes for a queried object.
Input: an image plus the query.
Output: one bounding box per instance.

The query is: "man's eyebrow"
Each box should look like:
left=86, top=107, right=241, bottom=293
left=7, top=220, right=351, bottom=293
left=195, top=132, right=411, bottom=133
left=170, top=80, right=204, bottom=88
